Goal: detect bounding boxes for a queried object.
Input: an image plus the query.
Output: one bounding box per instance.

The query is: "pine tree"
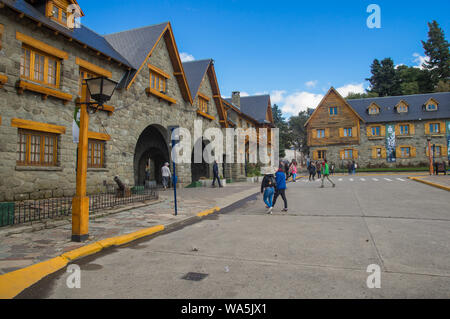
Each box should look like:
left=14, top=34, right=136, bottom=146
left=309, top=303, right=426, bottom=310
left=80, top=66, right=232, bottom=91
left=366, top=58, right=402, bottom=96
left=421, top=20, right=450, bottom=85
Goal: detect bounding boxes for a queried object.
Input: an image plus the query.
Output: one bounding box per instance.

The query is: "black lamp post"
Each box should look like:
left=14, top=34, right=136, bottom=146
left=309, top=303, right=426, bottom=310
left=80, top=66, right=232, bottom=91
left=84, top=76, right=118, bottom=113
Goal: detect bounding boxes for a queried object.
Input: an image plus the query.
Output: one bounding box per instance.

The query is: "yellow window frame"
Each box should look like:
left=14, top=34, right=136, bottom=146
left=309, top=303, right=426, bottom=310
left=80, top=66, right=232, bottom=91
left=20, top=45, right=61, bottom=88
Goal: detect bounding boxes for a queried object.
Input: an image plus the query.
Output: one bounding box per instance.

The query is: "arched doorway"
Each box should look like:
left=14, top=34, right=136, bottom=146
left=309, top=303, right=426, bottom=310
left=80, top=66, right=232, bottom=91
left=134, top=125, right=170, bottom=186
left=191, top=139, right=211, bottom=182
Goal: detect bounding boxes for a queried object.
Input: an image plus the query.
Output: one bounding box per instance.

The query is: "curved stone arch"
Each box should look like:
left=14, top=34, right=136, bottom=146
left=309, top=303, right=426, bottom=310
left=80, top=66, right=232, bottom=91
left=134, top=124, right=170, bottom=186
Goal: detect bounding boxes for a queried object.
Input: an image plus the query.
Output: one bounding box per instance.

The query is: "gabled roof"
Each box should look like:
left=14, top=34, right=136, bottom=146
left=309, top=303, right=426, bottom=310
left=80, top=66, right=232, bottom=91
left=347, top=92, right=450, bottom=123
left=1, top=0, right=132, bottom=68
left=183, top=59, right=228, bottom=127
left=225, top=95, right=273, bottom=125
left=305, top=87, right=364, bottom=127
left=182, top=59, right=212, bottom=99
left=105, top=22, right=193, bottom=104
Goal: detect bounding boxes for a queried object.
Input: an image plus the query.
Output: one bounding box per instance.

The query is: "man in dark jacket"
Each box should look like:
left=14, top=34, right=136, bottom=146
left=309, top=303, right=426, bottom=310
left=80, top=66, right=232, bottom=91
left=272, top=165, right=288, bottom=212
left=212, top=160, right=222, bottom=188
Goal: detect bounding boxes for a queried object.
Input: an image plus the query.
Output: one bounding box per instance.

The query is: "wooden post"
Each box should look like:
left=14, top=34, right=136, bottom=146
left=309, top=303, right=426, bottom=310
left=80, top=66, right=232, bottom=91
left=72, top=83, right=90, bottom=242
left=428, top=140, right=433, bottom=176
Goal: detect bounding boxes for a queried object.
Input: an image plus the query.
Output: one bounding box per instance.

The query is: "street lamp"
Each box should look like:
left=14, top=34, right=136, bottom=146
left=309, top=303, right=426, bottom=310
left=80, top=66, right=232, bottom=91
left=427, top=137, right=433, bottom=175
left=72, top=77, right=118, bottom=242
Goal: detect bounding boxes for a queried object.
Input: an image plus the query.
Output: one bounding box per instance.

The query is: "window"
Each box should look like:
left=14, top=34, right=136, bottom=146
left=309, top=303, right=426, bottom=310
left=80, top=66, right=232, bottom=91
left=88, top=139, right=105, bottom=168
left=317, top=129, right=325, bottom=138
left=434, top=146, right=441, bottom=156
left=400, top=147, right=411, bottom=158
left=368, top=106, right=379, bottom=115
left=150, top=71, right=167, bottom=93
left=371, top=126, right=381, bottom=136
left=427, top=104, right=437, bottom=111
left=20, top=46, right=61, bottom=87
left=198, top=96, right=208, bottom=113
left=344, top=149, right=353, bottom=159
left=329, top=107, right=338, bottom=116
left=397, top=105, right=408, bottom=113
left=344, top=128, right=352, bottom=137
left=376, top=148, right=382, bottom=158
left=51, top=4, right=68, bottom=26
left=399, top=124, right=409, bottom=135
left=429, top=123, right=440, bottom=134
left=317, top=150, right=326, bottom=160
left=17, top=129, right=58, bottom=166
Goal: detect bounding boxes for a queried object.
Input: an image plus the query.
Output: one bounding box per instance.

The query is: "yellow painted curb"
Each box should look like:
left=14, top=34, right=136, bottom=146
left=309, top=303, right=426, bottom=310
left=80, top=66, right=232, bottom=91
left=408, top=177, right=450, bottom=192
left=0, top=224, right=165, bottom=299
left=197, top=206, right=220, bottom=217
left=61, top=243, right=103, bottom=261
left=0, top=256, right=69, bottom=299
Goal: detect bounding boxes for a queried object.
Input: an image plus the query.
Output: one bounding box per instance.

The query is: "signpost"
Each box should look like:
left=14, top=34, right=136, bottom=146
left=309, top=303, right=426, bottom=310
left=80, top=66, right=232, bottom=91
left=168, top=126, right=179, bottom=216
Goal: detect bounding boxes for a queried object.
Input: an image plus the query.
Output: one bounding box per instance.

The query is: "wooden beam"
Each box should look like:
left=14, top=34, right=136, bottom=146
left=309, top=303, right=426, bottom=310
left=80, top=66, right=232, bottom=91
left=148, top=64, right=171, bottom=79
left=197, top=92, right=210, bottom=102
left=87, top=131, right=111, bottom=141
left=16, top=32, right=69, bottom=60
left=0, top=74, right=7, bottom=87
left=197, top=110, right=215, bottom=121
left=11, top=118, right=66, bottom=134
left=75, top=57, right=112, bottom=78
left=145, top=87, right=177, bottom=104
left=17, top=80, right=73, bottom=103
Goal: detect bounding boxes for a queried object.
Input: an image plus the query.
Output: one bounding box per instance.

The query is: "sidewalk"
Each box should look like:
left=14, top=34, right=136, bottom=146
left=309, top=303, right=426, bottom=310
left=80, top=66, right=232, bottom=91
left=409, top=174, right=450, bottom=191
left=0, top=182, right=260, bottom=276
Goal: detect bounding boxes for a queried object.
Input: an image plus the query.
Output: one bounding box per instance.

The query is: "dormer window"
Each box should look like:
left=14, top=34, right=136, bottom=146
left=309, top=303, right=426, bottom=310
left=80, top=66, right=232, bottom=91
left=50, top=3, right=68, bottom=26
left=425, top=98, right=439, bottom=112
left=396, top=100, right=409, bottom=113
left=368, top=103, right=380, bottom=115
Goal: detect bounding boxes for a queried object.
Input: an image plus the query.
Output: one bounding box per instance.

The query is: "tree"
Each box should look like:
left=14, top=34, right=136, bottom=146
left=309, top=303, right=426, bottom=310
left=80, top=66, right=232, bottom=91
left=366, top=58, right=402, bottom=96
left=346, top=92, right=379, bottom=100
left=421, top=20, right=450, bottom=86
left=272, top=104, right=291, bottom=158
left=396, top=65, right=434, bottom=94
left=288, top=108, right=313, bottom=156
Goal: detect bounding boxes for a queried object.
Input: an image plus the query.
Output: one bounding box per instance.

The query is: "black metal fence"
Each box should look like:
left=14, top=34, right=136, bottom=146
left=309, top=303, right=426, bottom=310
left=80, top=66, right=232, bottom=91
left=0, top=187, right=158, bottom=227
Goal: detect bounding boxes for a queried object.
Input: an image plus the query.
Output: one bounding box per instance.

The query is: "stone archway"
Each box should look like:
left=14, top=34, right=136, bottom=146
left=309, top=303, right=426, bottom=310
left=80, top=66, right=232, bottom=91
left=134, top=125, right=170, bottom=186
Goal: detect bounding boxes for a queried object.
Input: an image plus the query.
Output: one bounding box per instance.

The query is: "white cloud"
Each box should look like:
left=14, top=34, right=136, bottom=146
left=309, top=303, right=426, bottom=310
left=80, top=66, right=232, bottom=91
left=180, top=52, right=195, bottom=62
left=270, top=90, right=287, bottom=105
left=305, top=80, right=318, bottom=88
left=280, top=91, right=324, bottom=116
left=412, top=53, right=429, bottom=69
left=336, top=83, right=366, bottom=97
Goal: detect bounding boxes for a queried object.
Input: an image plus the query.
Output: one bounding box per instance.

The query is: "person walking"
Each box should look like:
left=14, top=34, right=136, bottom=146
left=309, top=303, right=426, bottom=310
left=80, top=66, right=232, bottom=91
left=320, top=159, right=336, bottom=188
left=212, top=160, right=223, bottom=188
left=291, top=161, right=298, bottom=182
left=284, top=161, right=290, bottom=181
left=352, top=161, right=357, bottom=175
left=161, top=162, right=171, bottom=191
left=260, top=168, right=276, bottom=214
left=272, top=165, right=288, bottom=212
left=316, top=161, right=322, bottom=179
left=347, top=161, right=352, bottom=175
left=308, top=162, right=316, bottom=181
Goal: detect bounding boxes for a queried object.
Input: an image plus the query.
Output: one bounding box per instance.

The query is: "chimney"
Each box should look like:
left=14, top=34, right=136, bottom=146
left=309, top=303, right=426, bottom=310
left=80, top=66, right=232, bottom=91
left=232, top=91, right=240, bottom=108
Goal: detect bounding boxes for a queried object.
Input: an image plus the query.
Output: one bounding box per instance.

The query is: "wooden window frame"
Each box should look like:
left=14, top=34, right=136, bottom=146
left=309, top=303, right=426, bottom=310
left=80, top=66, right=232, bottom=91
left=368, top=106, right=379, bottom=115
left=429, top=123, right=440, bottom=134
left=317, top=150, right=326, bottom=160
left=198, top=95, right=208, bottom=114
left=88, top=139, right=105, bottom=169
left=399, top=124, right=410, bottom=136
left=16, top=129, right=58, bottom=167
left=50, top=2, right=69, bottom=27
left=400, top=147, right=411, bottom=158
left=20, top=45, right=61, bottom=88
left=344, top=149, right=353, bottom=160
left=372, top=126, right=381, bottom=136
left=317, top=129, right=325, bottom=138
left=329, top=107, right=338, bottom=116
left=426, top=104, right=437, bottom=111
left=344, top=127, right=353, bottom=137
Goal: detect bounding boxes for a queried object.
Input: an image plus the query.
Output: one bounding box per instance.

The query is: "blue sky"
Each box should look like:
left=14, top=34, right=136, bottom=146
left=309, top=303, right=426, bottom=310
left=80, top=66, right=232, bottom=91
left=77, top=0, right=450, bottom=117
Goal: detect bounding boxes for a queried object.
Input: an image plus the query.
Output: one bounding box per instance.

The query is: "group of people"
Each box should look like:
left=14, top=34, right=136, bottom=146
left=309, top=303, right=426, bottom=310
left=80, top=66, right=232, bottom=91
left=281, top=160, right=299, bottom=182
left=261, top=159, right=336, bottom=214
left=307, top=161, right=335, bottom=181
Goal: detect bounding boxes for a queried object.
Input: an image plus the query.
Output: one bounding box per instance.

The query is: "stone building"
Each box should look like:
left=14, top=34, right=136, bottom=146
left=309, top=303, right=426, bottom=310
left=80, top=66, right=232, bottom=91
left=306, top=87, right=450, bottom=168
left=0, top=0, right=274, bottom=202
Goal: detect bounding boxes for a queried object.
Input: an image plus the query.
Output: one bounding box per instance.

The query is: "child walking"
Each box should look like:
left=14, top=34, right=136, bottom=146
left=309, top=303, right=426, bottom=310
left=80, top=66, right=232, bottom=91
left=260, top=167, right=276, bottom=214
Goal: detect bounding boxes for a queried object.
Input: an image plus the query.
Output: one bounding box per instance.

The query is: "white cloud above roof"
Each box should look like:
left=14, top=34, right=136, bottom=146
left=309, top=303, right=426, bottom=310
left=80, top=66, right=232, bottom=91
left=180, top=52, right=195, bottom=62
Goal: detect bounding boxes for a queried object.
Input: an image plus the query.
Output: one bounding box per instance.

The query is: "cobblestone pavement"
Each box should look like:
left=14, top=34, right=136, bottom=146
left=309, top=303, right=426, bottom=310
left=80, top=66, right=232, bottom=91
left=0, top=182, right=260, bottom=275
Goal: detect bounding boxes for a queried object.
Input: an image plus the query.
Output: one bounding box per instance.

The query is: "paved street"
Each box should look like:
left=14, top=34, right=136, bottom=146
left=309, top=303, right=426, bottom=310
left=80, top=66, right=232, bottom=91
left=17, top=175, right=450, bottom=299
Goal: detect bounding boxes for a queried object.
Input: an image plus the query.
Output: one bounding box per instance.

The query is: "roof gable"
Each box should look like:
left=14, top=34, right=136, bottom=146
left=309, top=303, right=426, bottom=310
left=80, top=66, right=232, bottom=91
left=226, top=95, right=272, bottom=125
left=305, top=87, right=364, bottom=127
left=105, top=22, right=193, bottom=103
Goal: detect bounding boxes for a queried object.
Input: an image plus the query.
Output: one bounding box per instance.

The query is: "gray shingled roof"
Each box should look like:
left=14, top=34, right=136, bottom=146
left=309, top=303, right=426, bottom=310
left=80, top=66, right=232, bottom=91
left=104, top=23, right=168, bottom=70
left=226, top=95, right=271, bottom=124
left=182, top=59, right=212, bottom=99
left=347, top=92, right=450, bottom=123
left=1, top=0, right=133, bottom=68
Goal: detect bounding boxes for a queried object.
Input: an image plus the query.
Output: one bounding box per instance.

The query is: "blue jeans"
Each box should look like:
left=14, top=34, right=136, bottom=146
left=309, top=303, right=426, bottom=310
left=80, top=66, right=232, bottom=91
left=263, top=187, right=274, bottom=208
left=292, top=173, right=297, bottom=181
